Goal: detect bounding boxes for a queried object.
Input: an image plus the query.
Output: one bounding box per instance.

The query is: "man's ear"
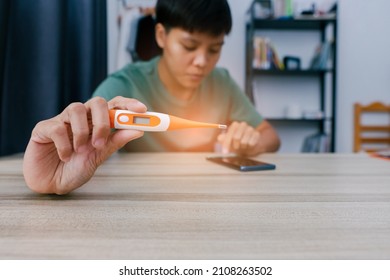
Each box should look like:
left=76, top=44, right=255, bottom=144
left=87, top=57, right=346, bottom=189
left=155, top=23, right=166, bottom=48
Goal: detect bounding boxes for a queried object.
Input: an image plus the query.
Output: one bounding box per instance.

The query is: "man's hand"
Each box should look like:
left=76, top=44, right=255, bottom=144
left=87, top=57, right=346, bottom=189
left=23, top=96, right=147, bottom=194
left=217, top=120, right=280, bottom=156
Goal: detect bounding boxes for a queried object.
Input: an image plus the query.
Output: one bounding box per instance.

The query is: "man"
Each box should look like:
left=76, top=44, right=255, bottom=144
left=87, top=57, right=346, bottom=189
left=23, top=0, right=280, bottom=194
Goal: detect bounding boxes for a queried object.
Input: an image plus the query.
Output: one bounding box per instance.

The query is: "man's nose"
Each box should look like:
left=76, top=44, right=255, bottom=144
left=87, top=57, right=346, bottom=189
left=193, top=51, right=208, bottom=67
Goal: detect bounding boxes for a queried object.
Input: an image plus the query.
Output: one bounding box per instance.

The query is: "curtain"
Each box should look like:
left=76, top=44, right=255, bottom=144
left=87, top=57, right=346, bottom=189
left=0, top=0, right=107, bottom=156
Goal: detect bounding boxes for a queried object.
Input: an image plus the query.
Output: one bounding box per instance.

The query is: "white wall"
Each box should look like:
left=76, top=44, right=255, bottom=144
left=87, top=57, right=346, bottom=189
left=336, top=0, right=390, bottom=152
left=217, top=0, right=253, bottom=89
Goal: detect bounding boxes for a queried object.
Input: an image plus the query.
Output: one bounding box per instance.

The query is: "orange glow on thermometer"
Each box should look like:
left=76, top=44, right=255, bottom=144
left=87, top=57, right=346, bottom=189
left=109, top=109, right=227, bottom=131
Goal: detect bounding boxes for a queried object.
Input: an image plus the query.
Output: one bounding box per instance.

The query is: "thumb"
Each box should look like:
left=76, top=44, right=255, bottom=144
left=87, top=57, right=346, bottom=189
left=107, top=130, right=144, bottom=153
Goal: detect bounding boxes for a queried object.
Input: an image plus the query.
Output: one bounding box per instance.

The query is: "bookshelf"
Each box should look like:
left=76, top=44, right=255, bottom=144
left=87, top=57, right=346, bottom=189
left=245, top=8, right=337, bottom=153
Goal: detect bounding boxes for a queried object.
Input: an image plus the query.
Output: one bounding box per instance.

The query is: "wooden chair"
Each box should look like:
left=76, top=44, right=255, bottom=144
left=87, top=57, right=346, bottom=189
left=353, top=102, right=390, bottom=152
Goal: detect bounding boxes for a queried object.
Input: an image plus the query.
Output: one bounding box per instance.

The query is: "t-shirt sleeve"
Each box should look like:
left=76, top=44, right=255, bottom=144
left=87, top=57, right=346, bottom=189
left=220, top=69, right=263, bottom=128
left=92, top=73, right=133, bottom=101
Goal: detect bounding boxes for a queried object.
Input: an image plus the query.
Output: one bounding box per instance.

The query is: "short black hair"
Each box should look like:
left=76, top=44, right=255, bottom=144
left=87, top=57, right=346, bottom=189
left=156, top=0, right=232, bottom=36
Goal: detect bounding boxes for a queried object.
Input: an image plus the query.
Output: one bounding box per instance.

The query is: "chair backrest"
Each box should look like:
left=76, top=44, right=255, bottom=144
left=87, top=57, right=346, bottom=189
left=353, top=102, right=390, bottom=152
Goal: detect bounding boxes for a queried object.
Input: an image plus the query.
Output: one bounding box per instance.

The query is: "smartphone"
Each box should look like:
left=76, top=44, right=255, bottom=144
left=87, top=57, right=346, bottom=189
left=206, top=156, right=276, bottom=172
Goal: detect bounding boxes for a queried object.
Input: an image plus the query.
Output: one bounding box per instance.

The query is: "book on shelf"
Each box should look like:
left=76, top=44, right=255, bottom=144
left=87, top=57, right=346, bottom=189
left=310, top=41, right=333, bottom=70
left=301, top=132, right=330, bottom=153
left=252, top=36, right=284, bottom=70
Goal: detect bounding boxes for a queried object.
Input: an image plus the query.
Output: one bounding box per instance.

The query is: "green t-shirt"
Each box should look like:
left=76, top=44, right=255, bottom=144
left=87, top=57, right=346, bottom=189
left=93, top=56, right=263, bottom=152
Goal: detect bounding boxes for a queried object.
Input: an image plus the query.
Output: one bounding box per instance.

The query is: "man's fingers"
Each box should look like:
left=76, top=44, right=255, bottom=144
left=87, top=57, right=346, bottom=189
left=63, top=103, right=90, bottom=152
left=108, top=130, right=144, bottom=153
left=50, top=124, right=74, bottom=162
left=248, top=131, right=260, bottom=148
left=30, top=119, right=73, bottom=162
left=221, top=122, right=238, bottom=153
left=232, top=122, right=247, bottom=150
left=220, top=122, right=260, bottom=154
left=239, top=126, right=259, bottom=150
left=31, top=97, right=147, bottom=163
left=85, top=97, right=111, bottom=149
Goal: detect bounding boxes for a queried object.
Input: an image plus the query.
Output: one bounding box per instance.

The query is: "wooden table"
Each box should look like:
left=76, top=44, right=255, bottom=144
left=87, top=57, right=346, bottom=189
left=1, top=153, right=390, bottom=259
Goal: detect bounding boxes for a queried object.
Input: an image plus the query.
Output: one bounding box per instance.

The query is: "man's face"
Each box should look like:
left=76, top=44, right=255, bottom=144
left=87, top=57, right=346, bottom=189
left=157, top=25, right=225, bottom=90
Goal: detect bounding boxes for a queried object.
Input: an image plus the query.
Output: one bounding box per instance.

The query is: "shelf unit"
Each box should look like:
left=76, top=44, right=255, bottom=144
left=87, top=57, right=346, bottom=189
left=245, top=12, right=337, bottom=153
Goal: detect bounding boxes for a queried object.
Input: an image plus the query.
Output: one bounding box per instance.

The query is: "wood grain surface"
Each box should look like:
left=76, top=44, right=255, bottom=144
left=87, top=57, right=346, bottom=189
left=1, top=153, right=390, bottom=259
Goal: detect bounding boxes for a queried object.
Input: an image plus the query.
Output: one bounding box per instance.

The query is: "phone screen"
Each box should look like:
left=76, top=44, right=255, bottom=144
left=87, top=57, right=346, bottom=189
left=206, top=156, right=276, bottom=171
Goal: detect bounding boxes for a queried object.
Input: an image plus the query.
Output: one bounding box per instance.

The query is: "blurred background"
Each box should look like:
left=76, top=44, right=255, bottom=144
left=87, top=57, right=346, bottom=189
left=1, top=0, right=389, bottom=156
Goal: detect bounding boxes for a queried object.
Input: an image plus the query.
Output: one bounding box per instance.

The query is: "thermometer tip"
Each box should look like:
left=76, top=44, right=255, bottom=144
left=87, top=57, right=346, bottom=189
left=218, top=124, right=227, bottom=129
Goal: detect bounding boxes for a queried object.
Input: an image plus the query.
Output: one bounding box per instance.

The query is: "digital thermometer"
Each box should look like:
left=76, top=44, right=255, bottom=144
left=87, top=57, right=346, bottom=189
left=109, top=109, right=227, bottom=132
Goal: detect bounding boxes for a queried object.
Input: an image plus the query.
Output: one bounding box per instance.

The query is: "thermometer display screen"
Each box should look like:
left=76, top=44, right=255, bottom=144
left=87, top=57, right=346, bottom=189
left=133, top=116, right=151, bottom=125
